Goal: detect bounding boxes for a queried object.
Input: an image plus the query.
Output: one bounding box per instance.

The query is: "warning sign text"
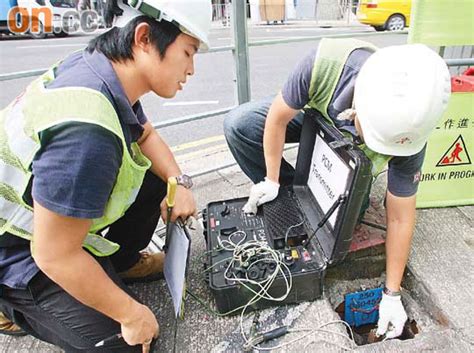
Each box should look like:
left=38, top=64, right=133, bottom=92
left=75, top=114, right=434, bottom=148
left=420, top=169, right=474, bottom=182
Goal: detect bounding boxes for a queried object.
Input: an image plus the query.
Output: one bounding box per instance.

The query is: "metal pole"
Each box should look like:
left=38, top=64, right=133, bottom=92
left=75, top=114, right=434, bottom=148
left=0, top=69, right=47, bottom=82
left=315, top=0, right=319, bottom=25
left=348, top=0, right=353, bottom=25
left=346, top=0, right=350, bottom=25
left=152, top=107, right=235, bottom=129
left=445, top=58, right=474, bottom=66
left=231, top=0, right=251, bottom=104
left=439, top=46, right=446, bottom=57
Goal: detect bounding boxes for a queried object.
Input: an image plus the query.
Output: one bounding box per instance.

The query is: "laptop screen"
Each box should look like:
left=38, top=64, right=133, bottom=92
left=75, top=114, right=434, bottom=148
left=307, top=133, right=352, bottom=228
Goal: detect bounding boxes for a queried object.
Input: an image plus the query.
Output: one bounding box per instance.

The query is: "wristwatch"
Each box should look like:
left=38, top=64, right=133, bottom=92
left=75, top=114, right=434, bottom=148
left=383, top=285, right=401, bottom=297
left=176, top=174, right=193, bottom=189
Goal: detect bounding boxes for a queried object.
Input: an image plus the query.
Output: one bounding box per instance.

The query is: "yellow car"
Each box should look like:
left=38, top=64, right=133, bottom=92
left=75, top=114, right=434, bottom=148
left=357, top=0, right=411, bottom=31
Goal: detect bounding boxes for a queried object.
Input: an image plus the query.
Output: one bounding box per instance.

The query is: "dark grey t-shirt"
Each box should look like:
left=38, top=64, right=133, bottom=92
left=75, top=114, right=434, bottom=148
left=282, top=48, right=425, bottom=197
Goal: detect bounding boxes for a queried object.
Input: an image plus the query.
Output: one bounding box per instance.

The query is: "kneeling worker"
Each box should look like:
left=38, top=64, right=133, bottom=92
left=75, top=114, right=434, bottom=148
left=0, top=0, right=211, bottom=351
left=224, top=39, right=451, bottom=339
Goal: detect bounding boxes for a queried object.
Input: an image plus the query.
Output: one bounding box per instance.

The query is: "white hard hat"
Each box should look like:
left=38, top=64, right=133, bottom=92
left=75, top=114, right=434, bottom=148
left=354, top=44, right=451, bottom=156
left=115, top=0, right=212, bottom=50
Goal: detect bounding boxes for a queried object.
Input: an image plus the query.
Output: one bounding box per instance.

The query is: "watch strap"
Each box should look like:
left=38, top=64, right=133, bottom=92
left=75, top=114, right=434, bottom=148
left=383, top=286, right=401, bottom=297
left=176, top=174, right=193, bottom=189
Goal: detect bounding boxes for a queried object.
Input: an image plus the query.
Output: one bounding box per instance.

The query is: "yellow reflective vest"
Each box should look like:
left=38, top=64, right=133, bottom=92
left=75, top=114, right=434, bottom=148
left=306, top=38, right=392, bottom=176
left=0, top=65, right=151, bottom=256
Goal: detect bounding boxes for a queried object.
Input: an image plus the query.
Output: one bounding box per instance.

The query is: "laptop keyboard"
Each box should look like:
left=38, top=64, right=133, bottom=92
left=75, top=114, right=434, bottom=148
left=262, top=187, right=306, bottom=247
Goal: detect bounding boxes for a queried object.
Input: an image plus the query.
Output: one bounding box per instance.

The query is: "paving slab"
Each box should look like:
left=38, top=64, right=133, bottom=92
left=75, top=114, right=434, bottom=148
left=0, top=336, right=60, bottom=353
left=408, top=207, right=474, bottom=332
left=128, top=281, right=176, bottom=353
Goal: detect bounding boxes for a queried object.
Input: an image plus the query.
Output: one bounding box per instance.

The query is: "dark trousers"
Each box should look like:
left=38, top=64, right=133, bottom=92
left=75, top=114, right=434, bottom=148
left=0, top=171, right=166, bottom=352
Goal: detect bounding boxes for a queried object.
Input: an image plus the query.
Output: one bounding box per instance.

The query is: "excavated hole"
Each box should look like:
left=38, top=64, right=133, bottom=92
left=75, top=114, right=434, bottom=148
left=325, top=252, right=423, bottom=346
left=334, top=301, right=419, bottom=345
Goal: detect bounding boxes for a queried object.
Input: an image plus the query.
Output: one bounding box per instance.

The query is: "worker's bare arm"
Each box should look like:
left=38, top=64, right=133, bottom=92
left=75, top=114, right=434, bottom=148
left=138, top=120, right=196, bottom=222
left=264, top=92, right=299, bottom=183
left=138, top=120, right=181, bottom=180
left=384, top=191, right=416, bottom=291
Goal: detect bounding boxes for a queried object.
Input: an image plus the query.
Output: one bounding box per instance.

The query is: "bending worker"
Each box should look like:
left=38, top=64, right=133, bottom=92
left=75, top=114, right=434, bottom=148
left=224, top=39, right=451, bottom=339
left=0, top=0, right=211, bottom=352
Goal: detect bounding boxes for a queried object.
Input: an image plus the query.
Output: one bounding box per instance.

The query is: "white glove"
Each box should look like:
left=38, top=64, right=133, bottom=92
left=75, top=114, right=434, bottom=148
left=376, top=292, right=408, bottom=339
left=242, top=178, right=280, bottom=214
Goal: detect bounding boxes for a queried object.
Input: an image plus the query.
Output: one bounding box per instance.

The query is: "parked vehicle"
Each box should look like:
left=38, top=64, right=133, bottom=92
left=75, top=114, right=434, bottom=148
left=0, top=0, right=79, bottom=39
left=356, top=0, right=411, bottom=31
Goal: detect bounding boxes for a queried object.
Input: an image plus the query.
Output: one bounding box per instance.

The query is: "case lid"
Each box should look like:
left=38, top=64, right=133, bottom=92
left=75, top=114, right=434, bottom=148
left=292, top=110, right=372, bottom=264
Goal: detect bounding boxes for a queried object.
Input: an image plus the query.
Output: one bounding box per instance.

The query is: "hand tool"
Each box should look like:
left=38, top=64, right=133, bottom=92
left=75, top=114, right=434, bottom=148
left=164, top=176, right=178, bottom=253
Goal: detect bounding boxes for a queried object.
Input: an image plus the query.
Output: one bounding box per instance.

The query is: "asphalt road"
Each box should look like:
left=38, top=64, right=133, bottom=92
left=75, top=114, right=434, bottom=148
left=0, top=23, right=407, bottom=154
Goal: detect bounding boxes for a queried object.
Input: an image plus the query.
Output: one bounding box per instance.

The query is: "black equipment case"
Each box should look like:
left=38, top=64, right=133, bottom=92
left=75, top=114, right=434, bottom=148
left=202, top=111, right=372, bottom=314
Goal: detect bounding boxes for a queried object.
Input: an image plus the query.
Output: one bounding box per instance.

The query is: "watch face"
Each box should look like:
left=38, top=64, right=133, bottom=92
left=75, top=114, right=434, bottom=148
left=179, top=175, right=193, bottom=188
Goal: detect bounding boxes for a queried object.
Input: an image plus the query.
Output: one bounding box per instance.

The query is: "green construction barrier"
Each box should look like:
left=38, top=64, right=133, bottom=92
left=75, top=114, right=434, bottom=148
left=416, top=71, right=474, bottom=208
left=408, top=0, right=474, bottom=46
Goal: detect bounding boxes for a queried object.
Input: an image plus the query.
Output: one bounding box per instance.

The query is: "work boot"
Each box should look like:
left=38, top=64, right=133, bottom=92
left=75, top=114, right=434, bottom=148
left=0, top=312, right=27, bottom=336
left=118, top=252, right=165, bottom=284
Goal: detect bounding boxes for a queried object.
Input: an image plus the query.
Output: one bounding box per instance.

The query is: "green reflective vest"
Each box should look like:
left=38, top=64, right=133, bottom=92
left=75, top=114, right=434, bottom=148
left=307, top=38, right=392, bottom=176
left=0, top=65, right=151, bottom=256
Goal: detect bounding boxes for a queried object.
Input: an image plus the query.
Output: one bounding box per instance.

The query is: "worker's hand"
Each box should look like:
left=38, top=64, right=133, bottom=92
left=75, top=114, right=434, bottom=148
left=120, top=303, right=159, bottom=352
left=242, top=177, right=279, bottom=214
left=160, top=186, right=196, bottom=223
left=376, top=293, right=408, bottom=339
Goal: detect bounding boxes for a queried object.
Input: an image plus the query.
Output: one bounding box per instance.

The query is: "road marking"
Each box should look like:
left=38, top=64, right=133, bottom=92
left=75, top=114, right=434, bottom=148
left=163, top=100, right=219, bottom=107
left=278, top=27, right=339, bottom=31
left=217, top=35, right=307, bottom=41
left=217, top=35, right=312, bottom=42
left=251, top=36, right=306, bottom=40
left=176, top=143, right=229, bottom=162
left=16, top=43, right=87, bottom=49
left=174, top=141, right=297, bottom=163
left=170, top=135, right=226, bottom=152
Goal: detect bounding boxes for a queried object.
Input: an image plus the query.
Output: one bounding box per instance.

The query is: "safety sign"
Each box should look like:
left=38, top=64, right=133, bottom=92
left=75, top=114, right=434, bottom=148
left=416, top=93, right=474, bottom=207
left=416, top=68, right=474, bottom=208
left=436, top=135, right=471, bottom=167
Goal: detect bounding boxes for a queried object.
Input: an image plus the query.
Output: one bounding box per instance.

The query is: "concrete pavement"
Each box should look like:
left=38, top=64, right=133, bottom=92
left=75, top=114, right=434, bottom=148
left=0, top=135, right=473, bottom=352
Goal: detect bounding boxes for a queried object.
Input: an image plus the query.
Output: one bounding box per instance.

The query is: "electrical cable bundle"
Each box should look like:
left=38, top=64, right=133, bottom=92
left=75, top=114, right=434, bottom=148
left=203, top=230, right=292, bottom=348
left=209, top=231, right=293, bottom=314
left=201, top=230, right=356, bottom=351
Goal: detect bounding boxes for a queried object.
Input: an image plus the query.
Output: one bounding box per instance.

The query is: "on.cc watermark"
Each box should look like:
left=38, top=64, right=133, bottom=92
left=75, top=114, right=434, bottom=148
left=7, top=6, right=103, bottom=35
